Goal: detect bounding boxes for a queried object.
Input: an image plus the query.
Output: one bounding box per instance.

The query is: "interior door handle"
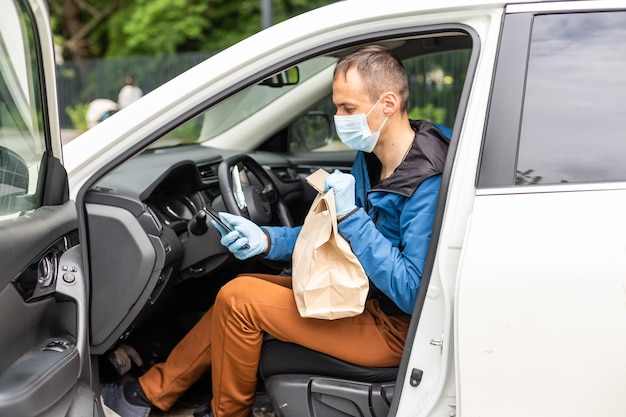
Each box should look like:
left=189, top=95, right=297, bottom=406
left=38, top=253, right=57, bottom=288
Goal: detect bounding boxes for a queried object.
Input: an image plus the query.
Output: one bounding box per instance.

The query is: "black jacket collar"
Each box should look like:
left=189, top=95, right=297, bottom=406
left=365, top=120, right=449, bottom=196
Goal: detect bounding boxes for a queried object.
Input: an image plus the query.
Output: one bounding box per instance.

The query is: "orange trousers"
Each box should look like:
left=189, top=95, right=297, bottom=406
left=138, top=274, right=410, bottom=417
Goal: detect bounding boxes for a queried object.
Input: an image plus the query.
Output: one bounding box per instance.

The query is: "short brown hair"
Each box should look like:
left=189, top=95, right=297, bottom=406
left=333, top=45, right=409, bottom=113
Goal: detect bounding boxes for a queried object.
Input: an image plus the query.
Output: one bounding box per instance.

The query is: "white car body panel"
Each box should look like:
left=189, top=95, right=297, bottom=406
left=457, top=186, right=626, bottom=415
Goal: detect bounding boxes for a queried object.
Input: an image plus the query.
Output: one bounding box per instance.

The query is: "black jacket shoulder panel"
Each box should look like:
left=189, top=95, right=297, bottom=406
left=372, top=120, right=449, bottom=196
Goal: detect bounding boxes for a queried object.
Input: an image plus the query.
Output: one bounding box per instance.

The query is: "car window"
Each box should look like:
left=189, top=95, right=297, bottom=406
left=0, top=0, right=48, bottom=217
left=148, top=40, right=472, bottom=153
left=516, top=12, right=626, bottom=185
left=153, top=56, right=337, bottom=148
left=293, top=49, right=471, bottom=152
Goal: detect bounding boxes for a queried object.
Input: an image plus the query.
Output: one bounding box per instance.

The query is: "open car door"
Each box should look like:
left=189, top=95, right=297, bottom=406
left=0, top=1, right=93, bottom=416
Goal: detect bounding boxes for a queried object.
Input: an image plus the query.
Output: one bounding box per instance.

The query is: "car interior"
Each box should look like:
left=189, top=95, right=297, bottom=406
left=90, top=32, right=474, bottom=417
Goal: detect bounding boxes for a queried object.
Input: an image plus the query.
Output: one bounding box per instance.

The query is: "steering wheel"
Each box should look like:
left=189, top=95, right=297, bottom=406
left=217, top=154, right=293, bottom=227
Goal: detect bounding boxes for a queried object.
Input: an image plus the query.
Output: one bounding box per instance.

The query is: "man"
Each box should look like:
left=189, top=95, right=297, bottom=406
left=102, top=45, right=449, bottom=417
left=117, top=76, right=143, bottom=109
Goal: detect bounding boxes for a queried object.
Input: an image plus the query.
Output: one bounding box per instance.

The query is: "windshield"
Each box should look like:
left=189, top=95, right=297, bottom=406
left=155, top=56, right=337, bottom=149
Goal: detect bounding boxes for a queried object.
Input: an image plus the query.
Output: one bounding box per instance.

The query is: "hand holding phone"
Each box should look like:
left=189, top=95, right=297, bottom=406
left=213, top=211, right=268, bottom=259
left=204, top=206, right=252, bottom=249
left=205, top=206, right=235, bottom=234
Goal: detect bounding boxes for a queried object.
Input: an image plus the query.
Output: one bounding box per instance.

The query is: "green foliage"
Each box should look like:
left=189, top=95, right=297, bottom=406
left=408, top=104, right=447, bottom=125
left=51, top=0, right=337, bottom=58
left=161, top=116, right=202, bottom=144
left=107, top=0, right=211, bottom=55
left=65, top=102, right=90, bottom=132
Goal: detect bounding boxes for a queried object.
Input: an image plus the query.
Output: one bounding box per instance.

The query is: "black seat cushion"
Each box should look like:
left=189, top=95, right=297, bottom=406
left=259, top=339, right=398, bottom=383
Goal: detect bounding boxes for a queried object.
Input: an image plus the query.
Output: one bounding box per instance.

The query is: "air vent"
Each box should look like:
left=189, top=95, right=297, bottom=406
left=272, top=167, right=299, bottom=183
left=198, top=164, right=219, bottom=182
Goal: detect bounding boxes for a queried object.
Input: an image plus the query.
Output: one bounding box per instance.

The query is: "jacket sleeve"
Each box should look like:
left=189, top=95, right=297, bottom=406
left=337, top=175, right=441, bottom=314
left=261, top=225, right=302, bottom=262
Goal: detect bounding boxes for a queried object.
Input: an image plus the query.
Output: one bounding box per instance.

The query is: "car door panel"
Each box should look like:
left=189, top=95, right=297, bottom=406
left=457, top=189, right=626, bottom=416
left=3, top=0, right=99, bottom=415
left=457, top=6, right=626, bottom=415
left=0, top=202, right=77, bottom=282
left=0, top=201, right=81, bottom=417
left=0, top=295, right=80, bottom=417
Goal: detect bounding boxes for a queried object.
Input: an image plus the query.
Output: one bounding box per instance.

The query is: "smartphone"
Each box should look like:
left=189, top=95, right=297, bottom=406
left=204, top=205, right=233, bottom=233
left=204, top=206, right=250, bottom=249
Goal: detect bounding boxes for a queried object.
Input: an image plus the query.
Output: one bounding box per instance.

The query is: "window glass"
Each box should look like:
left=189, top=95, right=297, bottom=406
left=406, top=49, right=470, bottom=130
left=148, top=35, right=472, bottom=153
left=517, top=12, right=626, bottom=185
left=0, top=0, right=47, bottom=216
left=154, top=57, right=338, bottom=147
left=289, top=48, right=471, bottom=152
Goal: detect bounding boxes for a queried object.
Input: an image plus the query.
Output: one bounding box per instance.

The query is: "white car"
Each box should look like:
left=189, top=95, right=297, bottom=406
left=2, top=1, right=626, bottom=416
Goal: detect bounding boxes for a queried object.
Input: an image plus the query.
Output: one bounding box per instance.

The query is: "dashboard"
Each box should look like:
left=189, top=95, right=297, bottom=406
left=84, top=144, right=304, bottom=353
left=93, top=145, right=301, bottom=225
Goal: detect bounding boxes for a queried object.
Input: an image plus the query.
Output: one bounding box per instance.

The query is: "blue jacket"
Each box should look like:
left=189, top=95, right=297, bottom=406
left=264, top=120, right=449, bottom=315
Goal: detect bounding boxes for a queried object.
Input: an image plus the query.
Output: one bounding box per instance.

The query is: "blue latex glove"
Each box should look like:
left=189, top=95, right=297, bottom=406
left=324, top=170, right=356, bottom=216
left=211, top=212, right=268, bottom=260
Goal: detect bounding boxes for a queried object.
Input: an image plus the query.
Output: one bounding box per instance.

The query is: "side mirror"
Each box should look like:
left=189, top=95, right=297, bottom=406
left=260, top=67, right=300, bottom=87
left=0, top=146, right=29, bottom=214
left=289, top=111, right=335, bottom=151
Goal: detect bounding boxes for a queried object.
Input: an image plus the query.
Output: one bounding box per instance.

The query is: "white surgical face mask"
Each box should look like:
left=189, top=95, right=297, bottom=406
left=334, top=96, right=389, bottom=153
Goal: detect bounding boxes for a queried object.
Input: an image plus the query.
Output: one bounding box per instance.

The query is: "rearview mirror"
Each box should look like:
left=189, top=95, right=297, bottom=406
left=260, top=67, right=300, bottom=87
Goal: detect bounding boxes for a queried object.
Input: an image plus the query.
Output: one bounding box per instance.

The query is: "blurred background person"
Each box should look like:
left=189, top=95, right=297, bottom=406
left=86, top=99, right=118, bottom=129
left=118, top=76, right=143, bottom=109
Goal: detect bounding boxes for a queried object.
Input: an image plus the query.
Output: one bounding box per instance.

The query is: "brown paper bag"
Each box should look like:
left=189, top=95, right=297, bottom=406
left=291, top=170, right=369, bottom=319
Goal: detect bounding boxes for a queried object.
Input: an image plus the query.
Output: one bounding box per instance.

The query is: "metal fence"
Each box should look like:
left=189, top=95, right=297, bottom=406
left=56, top=51, right=216, bottom=128
left=57, top=49, right=470, bottom=130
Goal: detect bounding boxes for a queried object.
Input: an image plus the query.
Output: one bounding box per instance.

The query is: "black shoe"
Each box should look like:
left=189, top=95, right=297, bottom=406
left=101, top=380, right=151, bottom=417
left=123, top=380, right=152, bottom=408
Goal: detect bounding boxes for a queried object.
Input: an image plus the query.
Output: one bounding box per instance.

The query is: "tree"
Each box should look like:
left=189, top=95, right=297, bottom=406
left=49, top=0, right=336, bottom=129
left=49, top=0, right=337, bottom=59
left=48, top=0, right=122, bottom=60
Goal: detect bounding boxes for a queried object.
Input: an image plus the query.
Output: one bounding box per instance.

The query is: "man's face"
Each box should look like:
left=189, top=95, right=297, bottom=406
left=332, top=67, right=374, bottom=117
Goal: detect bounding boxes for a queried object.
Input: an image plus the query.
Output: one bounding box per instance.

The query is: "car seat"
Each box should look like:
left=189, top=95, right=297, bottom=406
left=259, top=338, right=399, bottom=417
